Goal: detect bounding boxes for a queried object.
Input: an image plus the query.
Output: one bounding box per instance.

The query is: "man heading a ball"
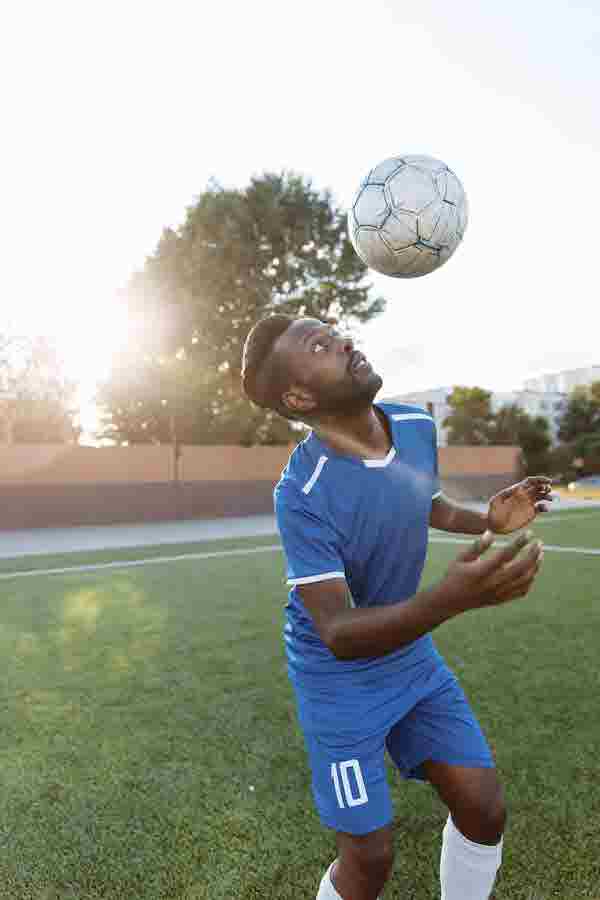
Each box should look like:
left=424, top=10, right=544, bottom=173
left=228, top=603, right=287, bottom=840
left=241, top=314, right=551, bottom=900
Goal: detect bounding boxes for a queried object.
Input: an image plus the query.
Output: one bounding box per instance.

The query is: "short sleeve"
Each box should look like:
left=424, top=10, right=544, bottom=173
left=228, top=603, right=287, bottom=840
left=431, top=421, right=441, bottom=499
left=275, top=490, right=346, bottom=587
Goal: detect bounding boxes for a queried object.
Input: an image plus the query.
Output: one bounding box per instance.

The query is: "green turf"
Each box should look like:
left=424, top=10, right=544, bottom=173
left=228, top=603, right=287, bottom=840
left=527, top=507, right=600, bottom=549
left=1, top=515, right=599, bottom=898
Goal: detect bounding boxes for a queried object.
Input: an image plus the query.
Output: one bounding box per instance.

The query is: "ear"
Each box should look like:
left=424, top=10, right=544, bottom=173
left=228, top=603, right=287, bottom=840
left=282, top=385, right=317, bottom=415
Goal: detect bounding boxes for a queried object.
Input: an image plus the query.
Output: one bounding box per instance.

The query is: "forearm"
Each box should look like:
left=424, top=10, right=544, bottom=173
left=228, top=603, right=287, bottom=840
left=326, top=581, right=465, bottom=660
left=431, top=494, right=488, bottom=535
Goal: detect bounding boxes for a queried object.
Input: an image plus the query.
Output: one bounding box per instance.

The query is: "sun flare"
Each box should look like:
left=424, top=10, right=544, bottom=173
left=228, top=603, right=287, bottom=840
left=11, top=291, right=133, bottom=443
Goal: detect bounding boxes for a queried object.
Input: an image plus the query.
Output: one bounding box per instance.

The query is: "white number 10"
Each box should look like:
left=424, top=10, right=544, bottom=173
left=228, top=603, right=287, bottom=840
left=331, top=759, right=369, bottom=809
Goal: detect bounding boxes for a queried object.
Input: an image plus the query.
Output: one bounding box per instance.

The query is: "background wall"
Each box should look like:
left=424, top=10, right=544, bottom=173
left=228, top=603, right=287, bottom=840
left=0, top=444, right=523, bottom=530
left=0, top=444, right=294, bottom=484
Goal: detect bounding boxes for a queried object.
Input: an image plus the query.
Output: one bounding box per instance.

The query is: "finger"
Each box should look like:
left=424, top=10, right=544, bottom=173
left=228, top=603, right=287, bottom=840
left=493, top=573, right=538, bottom=603
left=528, top=479, right=551, bottom=491
left=524, top=476, right=553, bottom=486
left=499, top=568, right=538, bottom=596
left=474, top=531, right=535, bottom=576
left=493, top=539, right=543, bottom=585
left=494, top=550, right=544, bottom=599
left=535, top=489, right=554, bottom=501
left=496, top=484, right=522, bottom=501
left=492, top=549, right=544, bottom=601
left=456, top=530, right=495, bottom=562
left=485, top=538, right=542, bottom=586
left=531, top=496, right=553, bottom=511
left=529, top=483, right=553, bottom=499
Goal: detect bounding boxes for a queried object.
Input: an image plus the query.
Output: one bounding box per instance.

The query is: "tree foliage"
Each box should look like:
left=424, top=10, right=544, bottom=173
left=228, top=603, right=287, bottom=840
left=558, top=383, right=600, bottom=443
left=0, top=336, right=78, bottom=443
left=99, top=173, right=384, bottom=445
left=557, top=381, right=600, bottom=473
left=443, top=387, right=494, bottom=445
left=443, top=389, right=552, bottom=473
left=490, top=403, right=551, bottom=473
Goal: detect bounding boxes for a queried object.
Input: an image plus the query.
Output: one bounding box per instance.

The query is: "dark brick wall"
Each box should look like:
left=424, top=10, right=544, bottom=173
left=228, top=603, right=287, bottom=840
left=0, top=474, right=517, bottom=531
left=440, top=474, right=517, bottom=502
left=0, top=481, right=276, bottom=530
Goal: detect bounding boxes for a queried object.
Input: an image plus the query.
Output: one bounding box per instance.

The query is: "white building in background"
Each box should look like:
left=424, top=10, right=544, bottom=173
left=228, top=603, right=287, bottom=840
left=524, top=366, right=600, bottom=394
left=385, top=387, right=453, bottom=445
left=387, top=387, right=567, bottom=446
left=389, top=366, right=600, bottom=446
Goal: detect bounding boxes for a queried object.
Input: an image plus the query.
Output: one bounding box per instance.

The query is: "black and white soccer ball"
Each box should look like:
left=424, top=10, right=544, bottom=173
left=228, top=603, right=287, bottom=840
left=347, top=155, right=468, bottom=278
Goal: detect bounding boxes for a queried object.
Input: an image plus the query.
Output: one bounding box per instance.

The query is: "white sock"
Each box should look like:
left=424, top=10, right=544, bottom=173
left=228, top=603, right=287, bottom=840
left=440, top=814, right=503, bottom=900
left=316, top=860, right=380, bottom=900
left=316, top=861, right=342, bottom=900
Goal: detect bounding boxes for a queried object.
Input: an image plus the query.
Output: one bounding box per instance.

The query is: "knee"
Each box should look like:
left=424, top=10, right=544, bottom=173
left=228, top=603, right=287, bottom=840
left=459, top=787, right=507, bottom=845
left=361, top=840, right=394, bottom=881
left=478, top=799, right=506, bottom=843
left=345, top=832, right=395, bottom=881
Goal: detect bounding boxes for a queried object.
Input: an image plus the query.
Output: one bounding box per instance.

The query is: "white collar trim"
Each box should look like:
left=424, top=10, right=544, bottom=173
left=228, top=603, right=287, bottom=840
left=363, top=446, right=396, bottom=468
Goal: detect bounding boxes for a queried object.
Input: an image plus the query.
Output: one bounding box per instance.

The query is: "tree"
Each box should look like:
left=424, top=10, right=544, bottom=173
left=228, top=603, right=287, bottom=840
left=443, top=387, right=494, bottom=445
left=491, top=403, right=551, bottom=473
left=572, top=432, right=600, bottom=472
left=0, top=335, right=78, bottom=444
left=99, top=173, right=384, bottom=445
left=557, top=382, right=600, bottom=474
left=558, top=383, right=600, bottom=443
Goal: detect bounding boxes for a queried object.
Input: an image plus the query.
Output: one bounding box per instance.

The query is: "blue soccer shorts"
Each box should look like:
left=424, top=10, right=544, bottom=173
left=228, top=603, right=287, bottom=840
left=298, top=668, right=495, bottom=835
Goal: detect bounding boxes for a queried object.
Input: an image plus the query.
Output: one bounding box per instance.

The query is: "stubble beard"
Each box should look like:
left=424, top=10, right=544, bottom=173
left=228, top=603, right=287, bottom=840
left=314, top=371, right=383, bottom=418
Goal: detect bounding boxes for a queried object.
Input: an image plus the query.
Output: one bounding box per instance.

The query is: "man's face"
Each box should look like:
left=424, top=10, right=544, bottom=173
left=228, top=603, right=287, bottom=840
left=274, top=318, right=383, bottom=417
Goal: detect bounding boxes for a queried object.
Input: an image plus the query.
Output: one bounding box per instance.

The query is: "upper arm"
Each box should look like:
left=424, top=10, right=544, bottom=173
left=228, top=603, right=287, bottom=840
left=275, top=486, right=347, bottom=648
left=297, top=578, right=349, bottom=648
left=430, top=417, right=441, bottom=498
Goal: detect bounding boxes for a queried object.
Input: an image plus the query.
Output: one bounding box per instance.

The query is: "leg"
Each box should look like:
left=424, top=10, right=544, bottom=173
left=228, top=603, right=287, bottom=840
left=424, top=762, right=505, bottom=900
left=329, top=824, right=394, bottom=900
left=385, top=669, right=504, bottom=899
left=423, top=761, right=506, bottom=844
left=299, top=731, right=395, bottom=900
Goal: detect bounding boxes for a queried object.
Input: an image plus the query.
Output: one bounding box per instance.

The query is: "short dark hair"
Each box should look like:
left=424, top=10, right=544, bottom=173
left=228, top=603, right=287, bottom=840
left=241, top=315, right=295, bottom=417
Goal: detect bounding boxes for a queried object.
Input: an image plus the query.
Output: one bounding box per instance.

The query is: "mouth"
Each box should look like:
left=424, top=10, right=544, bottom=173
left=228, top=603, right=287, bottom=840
left=349, top=350, right=372, bottom=375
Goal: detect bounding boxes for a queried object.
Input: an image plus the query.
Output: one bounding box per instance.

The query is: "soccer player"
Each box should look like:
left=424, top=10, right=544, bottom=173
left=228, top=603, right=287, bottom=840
left=241, top=315, right=551, bottom=900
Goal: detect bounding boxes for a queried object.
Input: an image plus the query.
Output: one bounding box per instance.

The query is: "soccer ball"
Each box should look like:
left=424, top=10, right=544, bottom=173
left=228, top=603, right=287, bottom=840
left=347, top=155, right=468, bottom=278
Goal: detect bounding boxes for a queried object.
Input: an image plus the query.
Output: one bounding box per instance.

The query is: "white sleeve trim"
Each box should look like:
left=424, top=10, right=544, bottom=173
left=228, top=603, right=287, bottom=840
left=432, top=490, right=442, bottom=499
left=302, top=455, right=328, bottom=494
left=287, top=570, right=345, bottom=586
left=391, top=413, right=434, bottom=423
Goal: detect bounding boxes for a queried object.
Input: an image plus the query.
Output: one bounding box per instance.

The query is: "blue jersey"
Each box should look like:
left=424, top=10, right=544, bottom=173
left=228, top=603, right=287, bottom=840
left=274, top=402, right=441, bottom=684
left=275, top=407, right=496, bottom=832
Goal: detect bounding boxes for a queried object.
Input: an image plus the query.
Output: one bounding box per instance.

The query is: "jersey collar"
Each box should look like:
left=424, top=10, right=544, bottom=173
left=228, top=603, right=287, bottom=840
left=308, top=405, right=397, bottom=468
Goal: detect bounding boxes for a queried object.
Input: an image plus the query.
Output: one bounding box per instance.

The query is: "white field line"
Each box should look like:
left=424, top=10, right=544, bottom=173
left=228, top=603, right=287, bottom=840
left=0, top=544, right=283, bottom=580
left=529, top=511, right=600, bottom=524
left=429, top=537, right=600, bottom=556
left=1, top=536, right=600, bottom=581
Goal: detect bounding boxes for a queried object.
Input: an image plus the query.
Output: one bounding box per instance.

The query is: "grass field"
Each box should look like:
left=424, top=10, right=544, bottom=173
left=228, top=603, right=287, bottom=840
left=1, top=509, right=599, bottom=899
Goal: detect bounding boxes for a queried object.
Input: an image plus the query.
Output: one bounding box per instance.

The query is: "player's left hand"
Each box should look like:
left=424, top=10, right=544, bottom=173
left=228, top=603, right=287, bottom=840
left=487, top=476, right=554, bottom=534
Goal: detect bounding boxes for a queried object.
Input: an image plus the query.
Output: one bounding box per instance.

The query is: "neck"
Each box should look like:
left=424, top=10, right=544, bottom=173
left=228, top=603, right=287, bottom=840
left=313, top=404, right=391, bottom=460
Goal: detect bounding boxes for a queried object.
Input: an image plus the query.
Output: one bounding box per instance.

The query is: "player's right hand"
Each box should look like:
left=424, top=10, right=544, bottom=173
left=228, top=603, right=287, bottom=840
left=442, top=530, right=544, bottom=612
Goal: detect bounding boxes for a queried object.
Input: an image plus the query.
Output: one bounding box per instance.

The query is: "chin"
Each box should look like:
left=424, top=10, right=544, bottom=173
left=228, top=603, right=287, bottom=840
left=319, top=374, right=383, bottom=415
left=359, top=371, right=383, bottom=402
left=371, top=373, right=383, bottom=394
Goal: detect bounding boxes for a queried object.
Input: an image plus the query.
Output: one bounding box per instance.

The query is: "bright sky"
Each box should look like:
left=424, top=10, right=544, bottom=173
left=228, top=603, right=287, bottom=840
left=2, top=0, right=599, bottom=436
